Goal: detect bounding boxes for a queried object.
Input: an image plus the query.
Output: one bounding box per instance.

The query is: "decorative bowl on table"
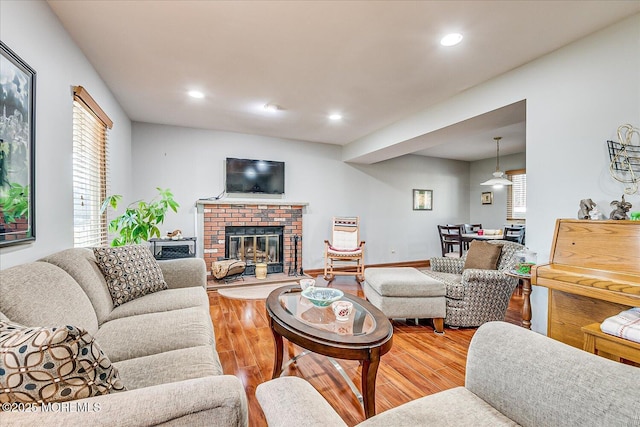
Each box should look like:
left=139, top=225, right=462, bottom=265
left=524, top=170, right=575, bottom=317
left=301, top=287, right=344, bottom=307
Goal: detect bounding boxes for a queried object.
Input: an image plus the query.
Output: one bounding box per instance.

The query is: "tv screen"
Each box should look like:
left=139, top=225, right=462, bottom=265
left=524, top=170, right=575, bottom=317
left=225, top=158, right=285, bottom=194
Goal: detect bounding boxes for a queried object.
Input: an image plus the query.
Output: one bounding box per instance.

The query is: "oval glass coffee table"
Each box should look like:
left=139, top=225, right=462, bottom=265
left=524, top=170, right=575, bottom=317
left=266, top=284, right=393, bottom=418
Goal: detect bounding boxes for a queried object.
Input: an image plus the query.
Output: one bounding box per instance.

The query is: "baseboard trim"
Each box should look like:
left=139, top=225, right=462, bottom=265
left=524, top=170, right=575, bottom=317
left=305, top=259, right=430, bottom=277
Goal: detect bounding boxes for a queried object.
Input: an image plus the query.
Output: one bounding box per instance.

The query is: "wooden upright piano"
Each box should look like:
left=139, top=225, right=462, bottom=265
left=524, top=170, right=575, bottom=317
left=532, top=219, right=640, bottom=350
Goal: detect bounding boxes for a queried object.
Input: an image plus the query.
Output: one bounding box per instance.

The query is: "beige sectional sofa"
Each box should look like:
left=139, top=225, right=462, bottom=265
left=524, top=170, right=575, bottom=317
left=257, top=321, right=640, bottom=426
left=0, top=248, right=247, bottom=426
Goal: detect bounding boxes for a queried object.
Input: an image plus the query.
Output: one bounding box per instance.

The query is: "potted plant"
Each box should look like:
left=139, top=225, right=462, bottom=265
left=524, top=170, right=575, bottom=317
left=100, top=187, right=179, bottom=246
left=0, top=182, right=29, bottom=224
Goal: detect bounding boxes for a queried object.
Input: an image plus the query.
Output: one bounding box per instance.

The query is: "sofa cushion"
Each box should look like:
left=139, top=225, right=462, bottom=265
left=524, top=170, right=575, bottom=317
left=159, top=258, right=207, bottom=289
left=94, top=307, right=215, bottom=363
left=0, top=262, right=99, bottom=335
left=0, top=320, right=125, bottom=405
left=105, top=287, right=209, bottom=322
left=40, top=248, right=115, bottom=324
left=113, top=345, right=222, bottom=390
left=364, top=267, right=445, bottom=297
left=463, top=241, right=502, bottom=270
left=93, top=245, right=168, bottom=308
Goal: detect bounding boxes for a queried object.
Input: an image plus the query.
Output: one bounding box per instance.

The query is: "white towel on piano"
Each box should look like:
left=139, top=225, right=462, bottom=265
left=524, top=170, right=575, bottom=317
left=600, top=307, right=640, bottom=344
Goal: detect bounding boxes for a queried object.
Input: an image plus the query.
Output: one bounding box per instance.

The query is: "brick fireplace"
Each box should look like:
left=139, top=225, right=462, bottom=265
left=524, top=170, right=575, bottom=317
left=197, top=200, right=307, bottom=279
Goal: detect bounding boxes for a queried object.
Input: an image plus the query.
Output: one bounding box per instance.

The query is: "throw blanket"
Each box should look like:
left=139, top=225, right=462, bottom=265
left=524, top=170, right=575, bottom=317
left=600, top=307, right=640, bottom=344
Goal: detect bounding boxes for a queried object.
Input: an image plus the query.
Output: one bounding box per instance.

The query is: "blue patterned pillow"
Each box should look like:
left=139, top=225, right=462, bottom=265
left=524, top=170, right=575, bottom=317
left=93, top=245, right=168, bottom=307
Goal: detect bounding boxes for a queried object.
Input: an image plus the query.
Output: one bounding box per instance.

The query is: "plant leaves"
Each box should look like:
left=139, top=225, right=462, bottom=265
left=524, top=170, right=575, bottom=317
left=103, top=188, right=180, bottom=245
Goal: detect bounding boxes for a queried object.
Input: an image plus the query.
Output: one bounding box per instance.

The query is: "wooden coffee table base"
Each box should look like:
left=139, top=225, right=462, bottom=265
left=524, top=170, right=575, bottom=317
left=275, top=349, right=366, bottom=408
left=266, top=286, right=393, bottom=419
left=270, top=319, right=387, bottom=418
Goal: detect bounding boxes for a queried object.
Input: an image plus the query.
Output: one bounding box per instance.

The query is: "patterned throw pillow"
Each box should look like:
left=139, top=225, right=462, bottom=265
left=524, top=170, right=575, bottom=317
left=0, top=321, right=126, bottom=406
left=93, top=245, right=168, bottom=307
left=463, top=240, right=503, bottom=270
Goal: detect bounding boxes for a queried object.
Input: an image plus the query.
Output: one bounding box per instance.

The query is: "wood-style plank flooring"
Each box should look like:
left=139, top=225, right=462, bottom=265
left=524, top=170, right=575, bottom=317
left=209, top=276, right=524, bottom=426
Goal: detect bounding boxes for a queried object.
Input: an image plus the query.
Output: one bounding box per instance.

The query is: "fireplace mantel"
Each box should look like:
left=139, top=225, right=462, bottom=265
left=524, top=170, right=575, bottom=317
left=196, top=199, right=309, bottom=207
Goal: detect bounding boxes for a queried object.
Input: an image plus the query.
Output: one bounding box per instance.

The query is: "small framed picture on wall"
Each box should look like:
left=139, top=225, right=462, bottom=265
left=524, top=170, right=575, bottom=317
left=413, top=189, right=433, bottom=210
left=481, top=191, right=493, bottom=205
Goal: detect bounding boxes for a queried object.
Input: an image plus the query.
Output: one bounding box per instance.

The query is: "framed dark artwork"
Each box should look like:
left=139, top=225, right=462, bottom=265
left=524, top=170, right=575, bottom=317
left=0, top=41, right=36, bottom=246
left=413, top=189, right=433, bottom=211
left=481, top=191, right=493, bottom=205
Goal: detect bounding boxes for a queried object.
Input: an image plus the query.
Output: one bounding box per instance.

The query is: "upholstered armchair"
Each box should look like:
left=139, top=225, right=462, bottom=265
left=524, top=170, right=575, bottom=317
left=422, top=240, right=524, bottom=327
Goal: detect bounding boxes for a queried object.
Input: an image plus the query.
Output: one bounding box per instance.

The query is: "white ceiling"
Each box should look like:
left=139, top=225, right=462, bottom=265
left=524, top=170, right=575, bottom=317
left=47, top=0, right=640, bottom=161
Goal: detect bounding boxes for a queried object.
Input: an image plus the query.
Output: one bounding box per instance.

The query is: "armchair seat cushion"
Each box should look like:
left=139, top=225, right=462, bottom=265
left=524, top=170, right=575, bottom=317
left=421, top=270, right=463, bottom=299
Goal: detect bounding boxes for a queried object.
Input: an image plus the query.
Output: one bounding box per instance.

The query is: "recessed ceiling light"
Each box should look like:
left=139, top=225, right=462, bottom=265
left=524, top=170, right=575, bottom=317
left=328, top=113, right=343, bottom=121
left=440, top=33, right=463, bottom=47
left=188, top=90, right=204, bottom=99
left=264, top=103, right=280, bottom=112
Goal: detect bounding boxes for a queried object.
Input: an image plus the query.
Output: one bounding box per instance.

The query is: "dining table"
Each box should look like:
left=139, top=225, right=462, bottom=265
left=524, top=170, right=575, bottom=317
left=462, top=233, right=505, bottom=241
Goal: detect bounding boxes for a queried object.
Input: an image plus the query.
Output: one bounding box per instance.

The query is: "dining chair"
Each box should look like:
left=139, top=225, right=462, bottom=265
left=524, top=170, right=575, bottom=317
left=438, top=224, right=464, bottom=257
left=463, top=223, right=483, bottom=233
left=503, top=225, right=525, bottom=245
left=462, top=223, right=483, bottom=249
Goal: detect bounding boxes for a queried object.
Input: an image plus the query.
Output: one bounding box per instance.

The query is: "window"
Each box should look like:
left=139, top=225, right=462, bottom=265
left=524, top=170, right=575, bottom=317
left=506, top=169, right=526, bottom=220
left=72, top=86, right=112, bottom=247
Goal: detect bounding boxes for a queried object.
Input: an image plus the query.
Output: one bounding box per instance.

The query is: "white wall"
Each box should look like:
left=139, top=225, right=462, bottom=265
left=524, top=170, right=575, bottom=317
left=522, top=14, right=639, bottom=334
left=0, top=1, right=132, bottom=269
left=470, top=152, right=526, bottom=229
left=131, top=122, right=470, bottom=269
left=344, top=14, right=640, bottom=334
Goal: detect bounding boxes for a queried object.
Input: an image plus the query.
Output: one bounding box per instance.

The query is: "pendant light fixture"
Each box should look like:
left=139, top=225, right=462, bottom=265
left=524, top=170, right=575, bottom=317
left=481, top=137, right=513, bottom=187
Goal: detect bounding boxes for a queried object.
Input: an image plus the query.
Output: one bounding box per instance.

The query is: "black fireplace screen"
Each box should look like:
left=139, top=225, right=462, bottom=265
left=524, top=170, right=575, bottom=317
left=225, top=226, right=284, bottom=274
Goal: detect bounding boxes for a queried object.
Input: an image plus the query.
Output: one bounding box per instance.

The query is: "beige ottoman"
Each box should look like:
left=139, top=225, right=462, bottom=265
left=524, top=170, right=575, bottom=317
left=363, top=267, right=446, bottom=333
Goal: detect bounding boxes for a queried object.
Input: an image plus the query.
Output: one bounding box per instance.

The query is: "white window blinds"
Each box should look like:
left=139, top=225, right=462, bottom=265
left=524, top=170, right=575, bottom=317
left=507, top=169, right=526, bottom=220
left=72, top=86, right=112, bottom=247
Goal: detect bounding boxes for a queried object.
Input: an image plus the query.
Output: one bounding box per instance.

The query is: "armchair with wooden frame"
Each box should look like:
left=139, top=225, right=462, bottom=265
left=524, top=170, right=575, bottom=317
left=323, top=217, right=365, bottom=283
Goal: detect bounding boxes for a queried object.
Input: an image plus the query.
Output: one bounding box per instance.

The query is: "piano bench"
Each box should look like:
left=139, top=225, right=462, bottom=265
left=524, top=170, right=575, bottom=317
left=582, top=323, right=640, bottom=366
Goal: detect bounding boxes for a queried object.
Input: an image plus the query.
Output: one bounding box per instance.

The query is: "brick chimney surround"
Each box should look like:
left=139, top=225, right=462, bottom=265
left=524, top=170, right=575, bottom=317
left=196, top=200, right=308, bottom=279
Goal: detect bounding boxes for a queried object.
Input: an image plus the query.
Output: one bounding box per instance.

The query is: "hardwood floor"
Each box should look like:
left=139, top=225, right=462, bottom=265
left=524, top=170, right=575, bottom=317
left=209, top=276, right=524, bottom=426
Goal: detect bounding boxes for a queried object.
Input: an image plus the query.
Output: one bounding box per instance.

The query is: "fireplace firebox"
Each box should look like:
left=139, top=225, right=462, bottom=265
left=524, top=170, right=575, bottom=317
left=225, top=226, right=284, bottom=275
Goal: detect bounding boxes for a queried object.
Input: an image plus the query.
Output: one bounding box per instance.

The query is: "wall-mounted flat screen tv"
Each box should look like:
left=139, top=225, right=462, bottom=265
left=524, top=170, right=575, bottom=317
left=225, top=158, right=285, bottom=194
